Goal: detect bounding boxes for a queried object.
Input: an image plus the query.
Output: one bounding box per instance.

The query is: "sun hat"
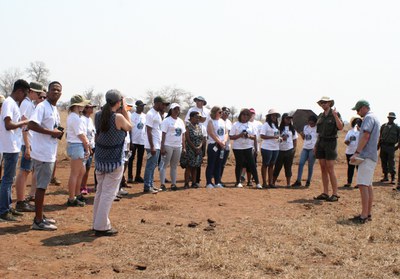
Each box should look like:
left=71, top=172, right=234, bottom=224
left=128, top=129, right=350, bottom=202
left=170, top=103, right=181, bottom=110
left=350, top=115, right=362, bottom=126
left=135, top=100, right=145, bottom=106
left=249, top=108, right=256, bottom=114
left=387, top=112, right=396, bottom=119
left=85, top=103, right=97, bottom=108
left=267, top=108, right=280, bottom=116
left=0, top=95, right=5, bottom=104
left=69, top=94, right=90, bottom=108
left=351, top=100, right=369, bottom=111
left=317, top=96, right=335, bottom=107
left=125, top=97, right=135, bottom=107
left=29, top=81, right=45, bottom=93
left=193, top=96, right=207, bottom=105
left=105, top=89, right=122, bottom=104
left=154, top=96, right=170, bottom=105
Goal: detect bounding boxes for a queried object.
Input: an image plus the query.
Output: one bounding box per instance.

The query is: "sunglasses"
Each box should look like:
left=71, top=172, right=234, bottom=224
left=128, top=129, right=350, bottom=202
left=38, top=96, right=46, bottom=100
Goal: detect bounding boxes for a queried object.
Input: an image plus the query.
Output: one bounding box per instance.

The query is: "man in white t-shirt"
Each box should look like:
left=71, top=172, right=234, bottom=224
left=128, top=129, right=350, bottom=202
left=143, top=96, right=170, bottom=193
left=14, top=81, right=43, bottom=212
left=128, top=100, right=146, bottom=183
left=0, top=79, right=30, bottom=221
left=28, top=81, right=63, bottom=230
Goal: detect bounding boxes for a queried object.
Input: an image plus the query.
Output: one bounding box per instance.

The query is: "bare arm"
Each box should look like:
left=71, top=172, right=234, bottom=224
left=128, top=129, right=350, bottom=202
left=4, top=116, right=28, bottom=131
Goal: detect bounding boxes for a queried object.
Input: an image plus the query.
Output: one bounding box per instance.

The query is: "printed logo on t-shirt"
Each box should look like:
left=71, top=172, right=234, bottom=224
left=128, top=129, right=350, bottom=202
left=274, top=131, right=279, bottom=136
left=305, top=134, right=312, bottom=141
left=217, top=127, right=224, bottom=136
left=349, top=135, right=356, bottom=142
left=175, top=128, right=182, bottom=137
left=137, top=122, right=144, bottom=129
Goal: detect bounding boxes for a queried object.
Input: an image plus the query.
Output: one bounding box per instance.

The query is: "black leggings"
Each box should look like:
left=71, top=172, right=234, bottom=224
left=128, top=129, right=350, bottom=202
left=233, top=148, right=259, bottom=184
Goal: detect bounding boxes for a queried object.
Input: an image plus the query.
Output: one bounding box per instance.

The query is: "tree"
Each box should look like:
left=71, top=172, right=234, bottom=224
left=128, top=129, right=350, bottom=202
left=92, top=92, right=104, bottom=108
left=0, top=68, right=23, bottom=96
left=229, top=106, right=238, bottom=122
left=26, top=61, right=50, bottom=86
left=82, top=87, right=95, bottom=102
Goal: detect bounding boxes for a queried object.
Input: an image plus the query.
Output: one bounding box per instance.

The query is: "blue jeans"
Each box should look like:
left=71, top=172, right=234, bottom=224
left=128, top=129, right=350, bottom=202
left=0, top=152, right=19, bottom=215
left=205, top=143, right=223, bottom=185
left=143, top=149, right=160, bottom=190
left=296, top=148, right=316, bottom=182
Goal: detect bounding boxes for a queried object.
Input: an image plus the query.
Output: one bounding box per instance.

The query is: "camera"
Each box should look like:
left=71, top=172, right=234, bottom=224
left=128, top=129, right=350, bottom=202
left=54, top=126, right=64, bottom=140
left=242, top=130, right=248, bottom=138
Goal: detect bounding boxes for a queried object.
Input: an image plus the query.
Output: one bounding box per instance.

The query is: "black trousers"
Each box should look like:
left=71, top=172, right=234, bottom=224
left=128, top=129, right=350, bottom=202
left=127, top=144, right=145, bottom=179
left=380, top=144, right=396, bottom=176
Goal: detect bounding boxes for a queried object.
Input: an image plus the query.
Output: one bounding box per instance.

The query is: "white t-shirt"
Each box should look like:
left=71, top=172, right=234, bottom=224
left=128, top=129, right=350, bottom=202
left=279, top=126, right=298, bottom=151
left=66, top=112, right=86, bottom=143
left=207, top=119, right=226, bottom=144
left=224, top=118, right=232, bottom=150
left=123, top=112, right=131, bottom=151
left=260, top=122, right=280, bottom=151
left=250, top=119, right=263, bottom=138
left=302, top=125, right=318, bottom=150
left=161, top=116, right=186, bottom=148
left=130, top=112, right=146, bottom=145
left=345, top=127, right=360, bottom=155
left=185, top=106, right=210, bottom=136
left=82, top=115, right=96, bottom=149
left=144, top=108, right=162, bottom=149
left=20, top=97, right=36, bottom=143
left=0, top=97, right=22, bottom=153
left=30, top=101, right=60, bottom=162
left=230, top=121, right=257, bottom=150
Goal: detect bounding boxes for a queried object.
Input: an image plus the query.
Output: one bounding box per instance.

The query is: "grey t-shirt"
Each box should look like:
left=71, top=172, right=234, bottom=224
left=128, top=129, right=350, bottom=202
left=359, top=111, right=380, bottom=162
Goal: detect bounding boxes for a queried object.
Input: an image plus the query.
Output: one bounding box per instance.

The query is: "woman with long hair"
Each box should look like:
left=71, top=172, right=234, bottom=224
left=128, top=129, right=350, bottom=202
left=66, top=95, right=90, bottom=207
left=93, top=90, right=132, bottom=236
left=229, top=108, right=261, bottom=188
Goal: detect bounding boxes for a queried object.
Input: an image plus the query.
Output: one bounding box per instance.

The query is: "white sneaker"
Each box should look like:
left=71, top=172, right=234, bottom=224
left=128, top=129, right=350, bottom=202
left=215, top=183, right=224, bottom=188
left=256, top=184, right=263, bottom=189
left=206, top=184, right=214, bottom=189
left=236, top=183, right=243, bottom=188
left=118, top=188, right=128, bottom=196
left=32, top=219, right=57, bottom=231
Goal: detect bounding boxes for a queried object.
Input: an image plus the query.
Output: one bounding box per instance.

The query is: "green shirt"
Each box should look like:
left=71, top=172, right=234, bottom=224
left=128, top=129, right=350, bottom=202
left=316, top=109, right=342, bottom=139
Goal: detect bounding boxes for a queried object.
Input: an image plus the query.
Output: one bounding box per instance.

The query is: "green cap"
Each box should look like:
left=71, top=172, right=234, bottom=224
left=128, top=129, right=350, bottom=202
left=69, top=94, right=90, bottom=108
left=352, top=100, right=370, bottom=111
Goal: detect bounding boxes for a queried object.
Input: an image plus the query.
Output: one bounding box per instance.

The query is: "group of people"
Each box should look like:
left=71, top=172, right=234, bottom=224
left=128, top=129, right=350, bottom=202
left=0, top=79, right=396, bottom=233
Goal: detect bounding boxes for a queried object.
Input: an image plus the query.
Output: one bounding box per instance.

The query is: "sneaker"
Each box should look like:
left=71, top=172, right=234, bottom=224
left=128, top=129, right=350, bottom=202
left=240, top=176, right=245, bottom=182
left=153, top=186, right=160, bottom=192
left=77, top=194, right=88, bottom=202
left=191, top=183, right=199, bottom=189
left=171, top=184, right=178, bottom=191
left=206, top=184, right=214, bottom=189
left=134, top=177, right=144, bottom=183
left=305, top=181, right=311, bottom=187
left=16, top=200, right=35, bottom=212
left=114, top=196, right=121, bottom=201
left=392, top=186, right=400, bottom=191
left=80, top=187, right=89, bottom=195
left=236, top=183, right=243, bottom=188
left=291, top=181, right=302, bottom=187
left=94, top=228, right=118, bottom=237
left=9, top=208, right=24, bottom=216
left=215, top=183, right=224, bottom=188
left=118, top=188, right=128, bottom=196
left=247, top=181, right=253, bottom=187
left=143, top=187, right=158, bottom=194
left=160, top=185, right=167, bottom=191
left=127, top=178, right=134, bottom=184
left=256, top=184, right=263, bottom=189
left=32, top=219, right=57, bottom=231
left=25, top=195, right=35, bottom=202
left=0, top=212, right=19, bottom=222
left=66, top=198, right=85, bottom=207
left=50, top=177, right=61, bottom=186
left=43, top=215, right=56, bottom=225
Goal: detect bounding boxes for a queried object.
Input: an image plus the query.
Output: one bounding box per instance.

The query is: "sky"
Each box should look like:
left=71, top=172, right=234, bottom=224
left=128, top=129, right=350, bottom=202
left=1, top=0, right=400, bottom=124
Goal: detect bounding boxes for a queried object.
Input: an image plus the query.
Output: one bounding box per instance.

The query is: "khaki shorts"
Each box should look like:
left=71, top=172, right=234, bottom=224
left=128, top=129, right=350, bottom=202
left=315, top=139, right=337, bottom=160
left=356, top=158, right=377, bottom=186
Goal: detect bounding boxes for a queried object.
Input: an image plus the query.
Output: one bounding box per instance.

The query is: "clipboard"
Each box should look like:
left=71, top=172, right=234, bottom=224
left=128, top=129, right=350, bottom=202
left=350, top=156, right=364, bottom=166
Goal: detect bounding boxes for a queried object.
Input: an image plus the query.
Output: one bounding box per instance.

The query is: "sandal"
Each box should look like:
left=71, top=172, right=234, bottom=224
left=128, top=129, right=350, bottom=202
left=326, top=194, right=340, bottom=202
left=313, top=193, right=329, bottom=200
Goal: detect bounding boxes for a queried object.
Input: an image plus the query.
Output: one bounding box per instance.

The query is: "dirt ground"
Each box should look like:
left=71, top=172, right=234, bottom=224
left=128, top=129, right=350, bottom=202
left=1, top=157, right=400, bottom=278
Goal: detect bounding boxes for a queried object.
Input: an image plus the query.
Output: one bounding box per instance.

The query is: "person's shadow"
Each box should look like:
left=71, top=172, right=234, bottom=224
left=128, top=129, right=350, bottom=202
left=41, top=229, right=96, bottom=246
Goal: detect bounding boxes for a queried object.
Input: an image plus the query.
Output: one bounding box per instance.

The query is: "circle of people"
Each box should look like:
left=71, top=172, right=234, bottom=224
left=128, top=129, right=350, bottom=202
left=0, top=79, right=397, bottom=233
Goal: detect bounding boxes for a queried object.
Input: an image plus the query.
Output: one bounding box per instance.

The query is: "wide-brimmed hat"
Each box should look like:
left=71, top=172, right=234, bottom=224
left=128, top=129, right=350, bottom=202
left=317, top=96, right=335, bottom=107
left=267, top=108, right=280, bottom=116
left=170, top=103, right=180, bottom=110
left=85, top=103, right=97, bottom=108
left=69, top=94, right=90, bottom=108
left=193, top=96, right=207, bottom=105
left=387, top=112, right=396, bottom=119
left=29, top=82, right=45, bottom=93
left=125, top=97, right=135, bottom=107
left=350, top=115, right=362, bottom=126
left=154, top=96, right=170, bottom=105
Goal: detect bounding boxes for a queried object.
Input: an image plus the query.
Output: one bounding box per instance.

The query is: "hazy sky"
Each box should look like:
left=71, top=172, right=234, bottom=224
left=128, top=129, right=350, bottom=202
left=1, top=0, right=399, bottom=124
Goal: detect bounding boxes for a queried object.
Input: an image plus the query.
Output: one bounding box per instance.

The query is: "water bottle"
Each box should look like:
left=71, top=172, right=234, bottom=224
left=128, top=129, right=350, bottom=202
left=219, top=149, right=225, bottom=159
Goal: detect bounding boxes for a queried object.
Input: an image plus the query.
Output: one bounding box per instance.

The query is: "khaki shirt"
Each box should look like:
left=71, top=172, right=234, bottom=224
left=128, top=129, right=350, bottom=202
left=379, top=123, right=400, bottom=145
left=316, top=109, right=342, bottom=139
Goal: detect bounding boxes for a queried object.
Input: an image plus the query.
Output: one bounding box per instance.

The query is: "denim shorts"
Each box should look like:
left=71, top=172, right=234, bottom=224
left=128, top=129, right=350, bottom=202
left=67, top=142, right=85, bottom=160
left=20, top=145, right=33, bottom=171
left=261, top=148, right=279, bottom=166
